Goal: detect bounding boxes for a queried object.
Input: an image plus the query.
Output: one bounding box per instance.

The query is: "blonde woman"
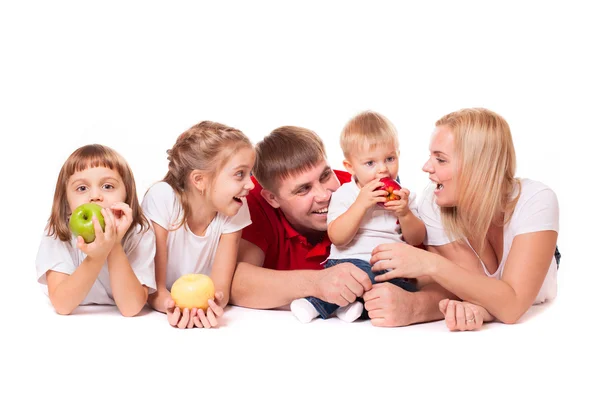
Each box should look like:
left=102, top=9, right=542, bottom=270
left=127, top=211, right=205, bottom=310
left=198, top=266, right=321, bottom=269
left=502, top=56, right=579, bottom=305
left=367, top=108, right=560, bottom=331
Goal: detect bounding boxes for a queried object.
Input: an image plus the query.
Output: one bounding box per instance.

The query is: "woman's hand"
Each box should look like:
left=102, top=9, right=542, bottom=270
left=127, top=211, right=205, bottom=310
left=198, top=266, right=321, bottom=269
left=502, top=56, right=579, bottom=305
left=166, top=292, right=226, bottom=329
left=439, top=299, right=494, bottom=331
left=370, top=242, right=434, bottom=281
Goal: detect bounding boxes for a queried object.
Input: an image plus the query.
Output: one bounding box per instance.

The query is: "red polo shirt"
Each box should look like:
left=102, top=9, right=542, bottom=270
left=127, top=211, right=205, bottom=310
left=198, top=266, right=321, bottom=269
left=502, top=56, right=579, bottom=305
left=241, top=170, right=351, bottom=270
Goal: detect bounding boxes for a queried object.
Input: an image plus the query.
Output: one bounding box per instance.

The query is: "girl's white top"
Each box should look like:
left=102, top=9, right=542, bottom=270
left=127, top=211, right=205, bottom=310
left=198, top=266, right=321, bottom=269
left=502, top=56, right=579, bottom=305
left=142, top=181, right=251, bottom=290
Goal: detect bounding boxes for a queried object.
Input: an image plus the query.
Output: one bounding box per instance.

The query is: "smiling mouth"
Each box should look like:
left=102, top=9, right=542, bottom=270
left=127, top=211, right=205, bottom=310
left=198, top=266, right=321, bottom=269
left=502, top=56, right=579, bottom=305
left=436, top=183, right=444, bottom=190
left=312, top=207, right=328, bottom=215
left=233, top=196, right=244, bottom=204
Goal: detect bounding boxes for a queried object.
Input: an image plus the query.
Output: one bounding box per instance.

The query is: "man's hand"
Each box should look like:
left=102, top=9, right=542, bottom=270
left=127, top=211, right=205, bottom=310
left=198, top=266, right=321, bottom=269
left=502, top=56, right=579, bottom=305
left=315, top=263, right=372, bottom=306
left=363, top=282, right=417, bottom=327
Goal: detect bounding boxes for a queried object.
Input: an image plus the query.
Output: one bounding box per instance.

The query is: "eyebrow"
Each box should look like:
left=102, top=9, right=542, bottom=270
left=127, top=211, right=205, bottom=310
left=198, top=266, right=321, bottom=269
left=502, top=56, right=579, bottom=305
left=291, top=167, right=332, bottom=193
left=432, top=151, right=449, bottom=156
left=232, top=164, right=252, bottom=170
left=70, top=176, right=119, bottom=186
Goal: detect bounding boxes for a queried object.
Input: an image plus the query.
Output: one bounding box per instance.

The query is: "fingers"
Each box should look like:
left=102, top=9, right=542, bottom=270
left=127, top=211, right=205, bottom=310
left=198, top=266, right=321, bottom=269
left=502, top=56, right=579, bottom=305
left=177, top=308, right=191, bottom=329
left=206, top=308, right=219, bottom=327
left=207, top=299, right=224, bottom=318
left=339, top=287, right=357, bottom=304
left=439, top=298, right=450, bottom=315
left=373, top=270, right=400, bottom=282
left=370, top=250, right=393, bottom=267
left=445, top=300, right=457, bottom=331
left=348, top=266, right=372, bottom=292
left=196, top=309, right=211, bottom=328
left=168, top=306, right=181, bottom=327
left=455, top=302, right=467, bottom=331
left=76, top=235, right=87, bottom=252
left=213, top=291, right=225, bottom=307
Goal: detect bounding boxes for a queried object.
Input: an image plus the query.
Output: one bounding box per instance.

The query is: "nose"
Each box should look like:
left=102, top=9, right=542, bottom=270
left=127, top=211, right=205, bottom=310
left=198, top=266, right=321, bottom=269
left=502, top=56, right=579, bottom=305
left=244, top=177, right=255, bottom=191
left=377, top=162, right=390, bottom=176
left=89, top=187, right=103, bottom=203
left=422, top=158, right=434, bottom=173
left=314, top=183, right=331, bottom=203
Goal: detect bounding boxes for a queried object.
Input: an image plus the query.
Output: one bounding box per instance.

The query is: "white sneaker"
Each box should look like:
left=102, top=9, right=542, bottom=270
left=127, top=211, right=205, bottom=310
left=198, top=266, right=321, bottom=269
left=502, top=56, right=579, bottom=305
left=335, top=301, right=363, bottom=323
left=290, top=298, right=320, bottom=323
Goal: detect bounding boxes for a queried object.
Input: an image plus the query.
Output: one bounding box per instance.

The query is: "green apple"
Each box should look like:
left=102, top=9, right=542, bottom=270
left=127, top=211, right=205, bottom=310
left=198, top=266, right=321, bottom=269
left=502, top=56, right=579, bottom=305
left=69, top=203, right=106, bottom=243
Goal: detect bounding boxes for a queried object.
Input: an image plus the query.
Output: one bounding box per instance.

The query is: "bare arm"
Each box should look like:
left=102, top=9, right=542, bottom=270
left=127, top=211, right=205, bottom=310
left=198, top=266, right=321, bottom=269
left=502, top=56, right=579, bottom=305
left=107, top=244, right=149, bottom=317
left=209, top=230, right=242, bottom=306
left=398, top=210, right=426, bottom=246
left=425, top=231, right=557, bottom=323
left=231, top=239, right=372, bottom=309
left=147, top=222, right=170, bottom=313
left=46, top=258, right=104, bottom=315
left=230, top=239, right=320, bottom=309
left=329, top=179, right=387, bottom=247
left=328, top=201, right=368, bottom=247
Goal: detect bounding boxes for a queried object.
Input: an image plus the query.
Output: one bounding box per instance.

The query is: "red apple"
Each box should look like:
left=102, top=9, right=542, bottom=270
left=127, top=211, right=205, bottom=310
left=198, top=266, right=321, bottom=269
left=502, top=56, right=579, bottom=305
left=378, top=177, right=402, bottom=205
left=170, top=274, right=215, bottom=311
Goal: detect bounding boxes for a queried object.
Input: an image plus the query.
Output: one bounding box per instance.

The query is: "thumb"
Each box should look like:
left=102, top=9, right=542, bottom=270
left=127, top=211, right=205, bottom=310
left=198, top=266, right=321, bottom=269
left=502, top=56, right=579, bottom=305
left=439, top=298, right=450, bottom=315
left=164, top=297, right=175, bottom=312
left=214, top=291, right=225, bottom=305
left=76, top=236, right=87, bottom=251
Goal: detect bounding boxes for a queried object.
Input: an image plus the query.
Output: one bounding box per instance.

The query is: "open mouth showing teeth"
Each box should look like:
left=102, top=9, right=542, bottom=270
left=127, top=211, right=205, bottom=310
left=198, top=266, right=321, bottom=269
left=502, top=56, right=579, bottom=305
left=312, top=207, right=328, bottom=215
left=233, top=196, right=243, bottom=204
left=436, top=183, right=444, bottom=190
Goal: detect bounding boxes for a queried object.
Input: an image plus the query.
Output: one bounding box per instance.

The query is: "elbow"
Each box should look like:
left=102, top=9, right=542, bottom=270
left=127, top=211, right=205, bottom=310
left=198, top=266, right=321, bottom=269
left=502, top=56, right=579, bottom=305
left=496, top=307, right=527, bottom=325
left=54, top=306, right=74, bottom=316
left=50, top=297, right=76, bottom=316
left=119, top=303, right=145, bottom=317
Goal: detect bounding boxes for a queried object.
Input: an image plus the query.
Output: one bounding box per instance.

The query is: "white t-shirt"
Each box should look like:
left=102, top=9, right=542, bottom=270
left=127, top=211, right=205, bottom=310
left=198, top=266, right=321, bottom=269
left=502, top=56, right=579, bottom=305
left=327, top=179, right=419, bottom=262
left=419, top=178, right=559, bottom=304
left=35, top=225, right=157, bottom=306
left=142, top=181, right=252, bottom=290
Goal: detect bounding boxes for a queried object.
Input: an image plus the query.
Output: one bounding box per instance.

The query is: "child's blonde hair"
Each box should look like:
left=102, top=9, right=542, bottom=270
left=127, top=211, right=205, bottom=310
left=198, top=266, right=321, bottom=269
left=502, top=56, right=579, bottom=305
left=163, top=121, right=253, bottom=229
left=253, top=126, right=327, bottom=193
left=340, top=111, right=399, bottom=159
left=436, top=108, right=521, bottom=254
left=47, top=144, right=149, bottom=243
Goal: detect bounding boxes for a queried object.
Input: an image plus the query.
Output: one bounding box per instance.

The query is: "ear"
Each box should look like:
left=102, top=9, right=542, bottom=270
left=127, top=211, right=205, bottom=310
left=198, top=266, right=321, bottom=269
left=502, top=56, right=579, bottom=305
left=342, top=159, right=355, bottom=176
left=189, top=170, right=207, bottom=192
left=260, top=188, right=280, bottom=209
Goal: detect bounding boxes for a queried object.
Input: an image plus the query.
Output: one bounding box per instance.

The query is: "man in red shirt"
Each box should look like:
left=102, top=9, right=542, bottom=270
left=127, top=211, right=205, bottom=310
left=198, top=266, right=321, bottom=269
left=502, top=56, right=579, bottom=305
left=230, top=126, right=448, bottom=327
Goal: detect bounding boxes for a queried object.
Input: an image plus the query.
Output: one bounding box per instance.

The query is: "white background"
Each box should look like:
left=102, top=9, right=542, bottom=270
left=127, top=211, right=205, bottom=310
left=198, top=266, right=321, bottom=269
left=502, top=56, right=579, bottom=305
left=1, top=1, right=598, bottom=399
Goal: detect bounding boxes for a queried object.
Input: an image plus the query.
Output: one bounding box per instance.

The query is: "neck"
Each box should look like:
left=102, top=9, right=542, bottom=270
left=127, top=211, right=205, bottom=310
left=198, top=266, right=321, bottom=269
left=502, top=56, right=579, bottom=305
left=292, top=223, right=325, bottom=245
left=186, top=190, right=217, bottom=236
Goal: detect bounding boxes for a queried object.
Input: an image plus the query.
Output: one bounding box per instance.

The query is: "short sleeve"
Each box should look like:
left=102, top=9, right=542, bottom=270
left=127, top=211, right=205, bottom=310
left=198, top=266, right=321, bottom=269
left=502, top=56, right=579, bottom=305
left=123, top=225, right=158, bottom=293
left=142, top=182, right=179, bottom=230
left=327, top=183, right=356, bottom=225
left=514, top=188, right=559, bottom=236
left=241, top=192, right=271, bottom=255
left=223, top=197, right=252, bottom=234
left=418, top=185, right=453, bottom=246
left=35, top=233, right=77, bottom=285
left=408, top=190, right=419, bottom=217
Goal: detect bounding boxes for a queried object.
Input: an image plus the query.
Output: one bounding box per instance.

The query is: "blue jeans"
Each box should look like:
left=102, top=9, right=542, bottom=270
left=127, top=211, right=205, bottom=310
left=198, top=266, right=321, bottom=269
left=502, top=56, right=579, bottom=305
left=306, top=258, right=419, bottom=319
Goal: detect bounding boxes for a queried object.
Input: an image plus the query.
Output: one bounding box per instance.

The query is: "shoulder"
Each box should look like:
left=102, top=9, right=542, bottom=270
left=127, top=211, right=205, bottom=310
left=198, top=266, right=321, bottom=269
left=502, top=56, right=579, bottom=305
left=334, top=170, right=352, bottom=184
left=513, top=178, right=559, bottom=214
left=145, top=181, right=176, bottom=200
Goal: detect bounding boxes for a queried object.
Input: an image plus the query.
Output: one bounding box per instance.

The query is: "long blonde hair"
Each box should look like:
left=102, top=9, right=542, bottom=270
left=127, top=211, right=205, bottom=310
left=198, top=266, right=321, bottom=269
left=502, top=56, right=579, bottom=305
left=437, top=108, right=521, bottom=254
left=163, top=121, right=253, bottom=229
left=47, top=144, right=149, bottom=243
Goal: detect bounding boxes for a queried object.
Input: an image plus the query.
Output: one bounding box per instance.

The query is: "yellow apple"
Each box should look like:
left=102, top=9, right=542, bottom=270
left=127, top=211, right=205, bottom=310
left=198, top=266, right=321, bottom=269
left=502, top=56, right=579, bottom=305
left=170, top=274, right=215, bottom=311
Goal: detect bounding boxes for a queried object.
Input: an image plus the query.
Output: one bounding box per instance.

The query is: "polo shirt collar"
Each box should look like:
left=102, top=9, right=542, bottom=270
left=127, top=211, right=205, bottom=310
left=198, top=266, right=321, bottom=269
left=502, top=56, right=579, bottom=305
left=278, top=209, right=331, bottom=259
